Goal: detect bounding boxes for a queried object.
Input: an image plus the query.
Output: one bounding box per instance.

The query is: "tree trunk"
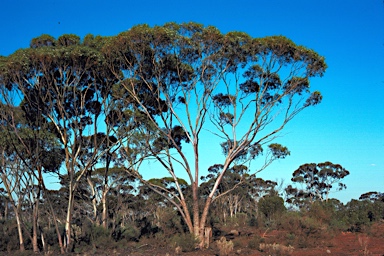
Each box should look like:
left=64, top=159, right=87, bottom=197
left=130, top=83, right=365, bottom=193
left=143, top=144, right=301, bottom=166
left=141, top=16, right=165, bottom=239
left=55, top=217, right=65, bottom=254
left=192, top=143, right=200, bottom=238
left=64, top=187, right=75, bottom=252
left=48, top=195, right=64, bottom=254
left=102, top=188, right=108, bottom=228
left=229, top=200, right=234, bottom=218
left=41, top=231, right=46, bottom=253
left=192, top=180, right=200, bottom=237
left=87, top=176, right=98, bottom=224
left=4, top=199, right=8, bottom=219
left=204, top=227, right=212, bottom=248
left=198, top=162, right=231, bottom=247
left=15, top=204, right=25, bottom=251
left=32, top=198, right=39, bottom=253
left=198, top=196, right=213, bottom=247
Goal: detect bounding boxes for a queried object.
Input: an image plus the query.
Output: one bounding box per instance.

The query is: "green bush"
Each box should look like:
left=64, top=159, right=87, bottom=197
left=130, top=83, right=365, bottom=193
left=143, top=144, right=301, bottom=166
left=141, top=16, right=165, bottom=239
left=248, top=235, right=262, bottom=249
left=258, top=195, right=286, bottom=223
left=285, top=233, right=296, bottom=246
left=248, top=215, right=258, bottom=227
left=0, top=219, right=24, bottom=252
left=227, top=212, right=248, bottom=227
left=156, top=207, right=185, bottom=235
left=342, top=199, right=382, bottom=232
left=119, top=225, right=140, bottom=241
left=279, top=212, right=328, bottom=248
left=170, top=233, right=197, bottom=252
left=78, top=223, right=116, bottom=249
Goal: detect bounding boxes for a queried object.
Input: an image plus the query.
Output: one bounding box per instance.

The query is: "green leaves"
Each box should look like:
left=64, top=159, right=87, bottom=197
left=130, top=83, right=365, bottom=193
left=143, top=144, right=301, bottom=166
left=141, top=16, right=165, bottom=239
left=57, top=34, right=80, bottom=47
left=0, top=24, right=328, bottom=240
left=212, top=93, right=236, bottom=107
left=289, top=161, right=350, bottom=205
left=30, top=34, right=56, bottom=48
left=268, top=143, right=290, bottom=159
left=305, top=91, right=323, bottom=106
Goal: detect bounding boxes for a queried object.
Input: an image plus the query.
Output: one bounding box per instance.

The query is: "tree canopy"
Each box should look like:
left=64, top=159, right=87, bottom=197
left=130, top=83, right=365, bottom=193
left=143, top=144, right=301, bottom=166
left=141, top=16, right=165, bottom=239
left=0, top=22, right=328, bottom=250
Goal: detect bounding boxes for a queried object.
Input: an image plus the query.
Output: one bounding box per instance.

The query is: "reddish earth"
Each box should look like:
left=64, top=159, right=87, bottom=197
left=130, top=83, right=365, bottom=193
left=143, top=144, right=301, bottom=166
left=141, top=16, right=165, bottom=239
left=117, top=231, right=384, bottom=255
left=125, top=232, right=384, bottom=255
left=120, top=223, right=384, bottom=256
left=291, top=232, right=384, bottom=256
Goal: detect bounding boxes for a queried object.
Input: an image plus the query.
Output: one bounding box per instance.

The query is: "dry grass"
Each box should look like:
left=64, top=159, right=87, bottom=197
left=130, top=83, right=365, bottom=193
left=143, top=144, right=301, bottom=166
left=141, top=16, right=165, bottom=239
left=357, top=234, right=370, bottom=255
left=216, top=237, right=234, bottom=256
left=259, top=243, right=295, bottom=255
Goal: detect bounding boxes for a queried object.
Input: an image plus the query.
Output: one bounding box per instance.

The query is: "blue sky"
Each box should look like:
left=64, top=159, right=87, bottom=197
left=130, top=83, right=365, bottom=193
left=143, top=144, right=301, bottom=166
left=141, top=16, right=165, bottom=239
left=1, top=0, right=383, bottom=203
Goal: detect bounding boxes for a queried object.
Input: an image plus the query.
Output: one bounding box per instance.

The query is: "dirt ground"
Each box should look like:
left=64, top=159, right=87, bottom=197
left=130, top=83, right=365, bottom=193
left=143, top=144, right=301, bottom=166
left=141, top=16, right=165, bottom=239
left=4, top=223, right=380, bottom=255
left=121, top=231, right=384, bottom=255
left=120, top=223, right=384, bottom=256
left=290, top=232, right=384, bottom=256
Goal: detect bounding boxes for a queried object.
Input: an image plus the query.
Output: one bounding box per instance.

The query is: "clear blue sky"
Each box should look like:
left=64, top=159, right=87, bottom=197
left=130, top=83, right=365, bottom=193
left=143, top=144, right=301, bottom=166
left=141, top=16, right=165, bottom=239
left=1, top=0, right=383, bottom=203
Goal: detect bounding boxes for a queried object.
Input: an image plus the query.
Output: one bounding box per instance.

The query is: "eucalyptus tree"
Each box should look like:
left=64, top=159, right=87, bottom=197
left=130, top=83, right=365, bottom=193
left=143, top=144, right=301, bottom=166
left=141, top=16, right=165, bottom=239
left=247, top=177, right=278, bottom=214
left=287, top=161, right=350, bottom=205
left=88, top=166, right=137, bottom=228
left=105, top=22, right=327, bottom=244
left=0, top=33, right=122, bottom=251
left=359, top=191, right=384, bottom=202
left=201, top=165, right=279, bottom=222
left=0, top=148, right=27, bottom=251
left=0, top=97, right=64, bottom=253
left=201, top=164, right=250, bottom=222
left=200, top=164, right=250, bottom=221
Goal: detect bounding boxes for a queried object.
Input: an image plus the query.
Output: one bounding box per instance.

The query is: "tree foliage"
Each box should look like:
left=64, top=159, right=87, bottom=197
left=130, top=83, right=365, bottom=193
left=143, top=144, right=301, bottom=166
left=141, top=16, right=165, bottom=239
left=0, top=22, right=328, bottom=249
left=101, top=22, right=326, bottom=244
left=286, top=161, right=350, bottom=206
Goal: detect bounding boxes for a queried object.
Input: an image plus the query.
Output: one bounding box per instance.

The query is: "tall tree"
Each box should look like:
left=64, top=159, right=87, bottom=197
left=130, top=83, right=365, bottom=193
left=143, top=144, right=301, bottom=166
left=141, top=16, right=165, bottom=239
left=105, top=22, right=326, bottom=244
left=0, top=149, right=26, bottom=251
left=0, top=33, right=121, bottom=251
left=0, top=96, right=64, bottom=253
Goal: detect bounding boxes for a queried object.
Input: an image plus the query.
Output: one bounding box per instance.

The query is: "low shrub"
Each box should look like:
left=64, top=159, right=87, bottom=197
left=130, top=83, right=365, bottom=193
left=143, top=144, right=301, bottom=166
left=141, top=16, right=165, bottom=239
left=216, top=236, right=233, bottom=256
left=248, top=235, right=262, bottom=249
left=170, top=233, right=197, bottom=252
left=227, top=213, right=248, bottom=228
left=119, top=226, right=140, bottom=242
left=279, top=212, right=329, bottom=248
left=259, top=243, right=294, bottom=255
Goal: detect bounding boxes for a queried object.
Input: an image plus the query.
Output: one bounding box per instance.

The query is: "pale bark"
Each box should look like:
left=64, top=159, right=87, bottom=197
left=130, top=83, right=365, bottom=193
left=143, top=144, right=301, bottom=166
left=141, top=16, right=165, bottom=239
left=106, top=23, right=326, bottom=248
left=87, top=175, right=98, bottom=224
left=64, top=181, right=75, bottom=252
left=32, top=197, right=39, bottom=253
left=101, top=188, right=108, bottom=228
left=0, top=154, right=25, bottom=251
left=46, top=193, right=65, bottom=254
left=15, top=205, right=25, bottom=252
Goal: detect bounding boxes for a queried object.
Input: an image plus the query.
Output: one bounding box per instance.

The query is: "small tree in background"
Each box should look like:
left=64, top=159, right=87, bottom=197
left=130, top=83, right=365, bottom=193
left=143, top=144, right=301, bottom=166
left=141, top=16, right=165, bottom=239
left=286, top=161, right=350, bottom=207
